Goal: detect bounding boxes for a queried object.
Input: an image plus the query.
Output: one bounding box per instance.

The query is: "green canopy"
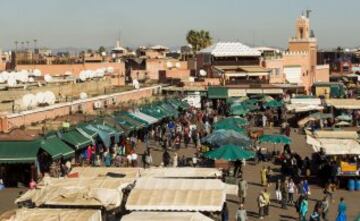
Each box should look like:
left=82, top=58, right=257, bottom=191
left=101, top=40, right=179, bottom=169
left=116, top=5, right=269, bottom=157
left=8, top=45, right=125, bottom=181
left=0, top=136, right=75, bottom=164
left=201, top=129, right=251, bottom=148
left=230, top=105, right=250, bottom=116
left=40, top=135, right=75, bottom=160
left=123, top=112, right=150, bottom=126
left=214, top=117, right=248, bottom=129
left=0, top=140, right=40, bottom=164
left=263, top=100, right=283, bottom=109
left=203, top=144, right=255, bottom=161
left=214, top=126, right=247, bottom=135
left=208, top=87, right=228, bottom=99
left=60, top=129, right=93, bottom=150
left=140, top=106, right=166, bottom=119
left=259, top=134, right=292, bottom=145
left=114, top=115, right=137, bottom=133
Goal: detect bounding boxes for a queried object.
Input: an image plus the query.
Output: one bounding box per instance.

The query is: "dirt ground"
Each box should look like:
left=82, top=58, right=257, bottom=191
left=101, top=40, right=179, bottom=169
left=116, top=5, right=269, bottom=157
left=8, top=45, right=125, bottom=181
left=0, top=127, right=359, bottom=220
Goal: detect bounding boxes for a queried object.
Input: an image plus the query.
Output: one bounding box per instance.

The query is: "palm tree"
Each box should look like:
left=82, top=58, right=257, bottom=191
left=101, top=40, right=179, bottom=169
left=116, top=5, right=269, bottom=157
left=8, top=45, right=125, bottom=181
left=186, top=30, right=213, bottom=52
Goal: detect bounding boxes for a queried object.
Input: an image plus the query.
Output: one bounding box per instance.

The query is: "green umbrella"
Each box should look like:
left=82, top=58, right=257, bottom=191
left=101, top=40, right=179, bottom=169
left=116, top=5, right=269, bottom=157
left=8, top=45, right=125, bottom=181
left=263, top=100, right=283, bottom=109
left=203, top=144, right=255, bottom=161
left=214, top=117, right=248, bottom=128
left=230, top=105, right=251, bottom=116
left=214, top=126, right=247, bottom=135
left=258, top=134, right=292, bottom=145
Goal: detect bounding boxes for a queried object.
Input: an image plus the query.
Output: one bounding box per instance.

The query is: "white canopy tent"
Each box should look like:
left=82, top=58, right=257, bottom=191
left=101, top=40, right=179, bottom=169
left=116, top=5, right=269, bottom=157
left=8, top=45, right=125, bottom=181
left=306, top=135, right=360, bottom=155
left=3, top=209, right=101, bottom=221
left=15, top=177, right=134, bottom=211
left=126, top=178, right=229, bottom=211
left=141, top=167, right=222, bottom=178
left=121, top=212, right=214, bottom=221
left=70, top=167, right=143, bottom=179
left=130, top=110, right=158, bottom=124
left=326, top=99, right=360, bottom=109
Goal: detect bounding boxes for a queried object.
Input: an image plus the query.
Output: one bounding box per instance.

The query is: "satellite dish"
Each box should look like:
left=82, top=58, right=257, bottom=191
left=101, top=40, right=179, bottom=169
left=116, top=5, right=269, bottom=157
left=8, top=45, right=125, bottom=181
left=79, top=71, right=87, bottom=82
left=44, top=74, right=53, bottom=82
left=0, top=75, right=5, bottom=83
left=166, top=62, right=173, bottom=68
left=107, top=67, right=114, bottom=73
left=28, top=77, right=35, bottom=83
left=199, top=69, right=207, bottom=76
left=101, top=51, right=106, bottom=57
left=44, top=91, right=56, bottom=104
left=64, top=71, right=72, bottom=76
left=31, top=69, right=42, bottom=77
left=80, top=92, right=88, bottom=99
left=132, top=79, right=140, bottom=89
left=175, top=62, right=181, bottom=68
left=35, top=92, right=46, bottom=104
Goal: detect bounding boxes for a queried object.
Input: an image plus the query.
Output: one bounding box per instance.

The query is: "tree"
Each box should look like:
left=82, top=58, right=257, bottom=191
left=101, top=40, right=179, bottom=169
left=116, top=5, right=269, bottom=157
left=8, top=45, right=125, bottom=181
left=186, top=30, right=213, bottom=52
left=98, top=46, right=106, bottom=54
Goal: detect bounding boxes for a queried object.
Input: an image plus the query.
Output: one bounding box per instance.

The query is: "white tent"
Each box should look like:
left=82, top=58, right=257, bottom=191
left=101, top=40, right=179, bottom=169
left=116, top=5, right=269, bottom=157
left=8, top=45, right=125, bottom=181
left=306, top=135, right=360, bottom=155
left=16, top=177, right=134, bottom=210
left=141, top=167, right=222, bottom=178
left=4, top=209, right=101, bottom=221
left=70, top=167, right=143, bottom=179
left=126, top=178, right=227, bottom=211
left=121, top=212, right=214, bottom=221
left=130, top=110, right=158, bottom=124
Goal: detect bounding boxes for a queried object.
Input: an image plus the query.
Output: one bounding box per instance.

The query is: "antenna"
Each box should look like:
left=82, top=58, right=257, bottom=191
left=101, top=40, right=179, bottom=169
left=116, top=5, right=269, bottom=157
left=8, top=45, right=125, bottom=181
left=306, top=9, right=312, bottom=18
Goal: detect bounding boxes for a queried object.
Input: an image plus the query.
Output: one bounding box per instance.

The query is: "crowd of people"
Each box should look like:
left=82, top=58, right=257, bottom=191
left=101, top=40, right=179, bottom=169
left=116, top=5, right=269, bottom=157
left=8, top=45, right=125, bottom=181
left=9, top=97, right=353, bottom=221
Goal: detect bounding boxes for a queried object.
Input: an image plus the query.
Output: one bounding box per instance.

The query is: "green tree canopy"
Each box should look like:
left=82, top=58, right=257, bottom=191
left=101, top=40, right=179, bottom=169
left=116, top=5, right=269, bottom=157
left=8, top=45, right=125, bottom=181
left=186, top=30, right=213, bottom=52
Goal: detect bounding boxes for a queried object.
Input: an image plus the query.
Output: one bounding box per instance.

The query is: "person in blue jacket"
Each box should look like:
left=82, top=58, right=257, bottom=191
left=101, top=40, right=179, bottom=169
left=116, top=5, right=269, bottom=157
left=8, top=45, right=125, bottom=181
left=336, top=197, right=347, bottom=221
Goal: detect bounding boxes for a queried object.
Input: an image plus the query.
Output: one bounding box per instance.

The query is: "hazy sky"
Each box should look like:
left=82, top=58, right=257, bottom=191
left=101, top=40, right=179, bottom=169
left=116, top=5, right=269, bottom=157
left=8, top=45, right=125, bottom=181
left=0, top=0, right=359, bottom=50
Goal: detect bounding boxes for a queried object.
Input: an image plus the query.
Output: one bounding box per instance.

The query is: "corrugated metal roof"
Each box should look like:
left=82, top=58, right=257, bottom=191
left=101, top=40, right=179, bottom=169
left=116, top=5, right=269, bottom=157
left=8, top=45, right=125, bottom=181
left=200, top=42, right=261, bottom=57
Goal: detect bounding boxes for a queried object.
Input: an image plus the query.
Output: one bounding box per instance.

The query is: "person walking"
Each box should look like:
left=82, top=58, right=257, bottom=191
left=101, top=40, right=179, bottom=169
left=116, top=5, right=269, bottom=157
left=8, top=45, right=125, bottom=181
left=162, top=150, right=170, bottom=167
left=260, top=166, right=268, bottom=186
left=321, top=196, right=329, bottom=221
left=336, top=197, right=347, bottom=221
left=236, top=204, right=247, bottom=221
left=173, top=153, right=178, bottom=167
left=287, top=178, right=296, bottom=205
left=263, top=188, right=270, bottom=217
left=275, top=179, right=282, bottom=203
left=221, top=202, right=229, bottom=221
left=238, top=177, right=248, bottom=204
left=280, top=178, right=288, bottom=209
left=258, top=191, right=267, bottom=220
left=299, top=196, right=308, bottom=221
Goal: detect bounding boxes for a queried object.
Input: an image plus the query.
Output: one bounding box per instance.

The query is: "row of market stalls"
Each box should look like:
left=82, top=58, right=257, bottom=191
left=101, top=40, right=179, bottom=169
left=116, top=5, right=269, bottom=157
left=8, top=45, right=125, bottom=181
left=0, top=98, right=190, bottom=186
left=9, top=167, right=234, bottom=221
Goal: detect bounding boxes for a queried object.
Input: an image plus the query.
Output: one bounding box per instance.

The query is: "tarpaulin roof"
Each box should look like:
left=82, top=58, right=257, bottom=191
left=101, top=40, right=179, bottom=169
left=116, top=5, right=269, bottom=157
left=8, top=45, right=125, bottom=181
left=16, top=177, right=134, bottom=210
left=130, top=110, right=158, bottom=125
left=126, top=178, right=227, bottom=211
left=286, top=103, right=324, bottom=113
left=5, top=209, right=102, bottom=221
left=60, top=129, right=93, bottom=150
left=121, top=212, right=214, bottom=221
left=141, top=168, right=222, bottom=178
left=313, top=130, right=359, bottom=139
left=70, top=167, right=143, bottom=179
left=306, top=135, right=360, bottom=155
left=326, top=99, right=360, bottom=109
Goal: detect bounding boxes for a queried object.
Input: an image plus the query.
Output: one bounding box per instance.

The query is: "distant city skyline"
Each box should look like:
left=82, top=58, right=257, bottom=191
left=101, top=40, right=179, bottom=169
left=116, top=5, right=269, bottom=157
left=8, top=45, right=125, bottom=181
left=0, top=0, right=359, bottom=50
